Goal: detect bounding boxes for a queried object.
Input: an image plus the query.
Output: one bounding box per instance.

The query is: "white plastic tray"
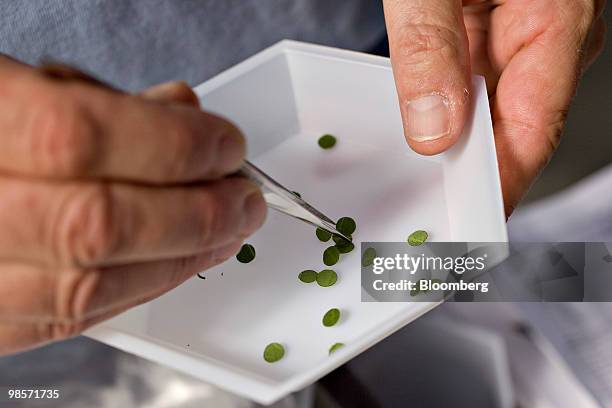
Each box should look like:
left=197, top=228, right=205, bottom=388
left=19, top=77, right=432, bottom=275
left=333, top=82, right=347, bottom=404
left=85, top=40, right=507, bottom=405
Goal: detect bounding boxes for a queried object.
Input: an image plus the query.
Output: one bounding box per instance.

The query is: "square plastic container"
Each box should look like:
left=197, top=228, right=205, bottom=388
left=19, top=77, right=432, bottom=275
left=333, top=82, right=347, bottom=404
left=85, top=40, right=507, bottom=405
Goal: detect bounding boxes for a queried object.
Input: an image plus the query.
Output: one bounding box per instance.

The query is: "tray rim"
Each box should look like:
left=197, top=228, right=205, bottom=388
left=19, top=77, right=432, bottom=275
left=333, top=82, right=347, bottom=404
left=85, top=39, right=508, bottom=405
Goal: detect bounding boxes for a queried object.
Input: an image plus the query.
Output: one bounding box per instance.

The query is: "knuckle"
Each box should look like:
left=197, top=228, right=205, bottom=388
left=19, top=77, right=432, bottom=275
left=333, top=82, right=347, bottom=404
left=54, top=269, right=100, bottom=328
left=196, top=182, right=246, bottom=246
left=55, top=184, right=116, bottom=266
left=546, top=109, right=569, bottom=149
left=196, top=190, right=222, bottom=247
left=168, top=256, right=201, bottom=287
left=29, top=98, right=97, bottom=176
left=204, top=116, right=246, bottom=178
left=395, top=22, right=460, bottom=66
left=217, top=121, right=246, bottom=172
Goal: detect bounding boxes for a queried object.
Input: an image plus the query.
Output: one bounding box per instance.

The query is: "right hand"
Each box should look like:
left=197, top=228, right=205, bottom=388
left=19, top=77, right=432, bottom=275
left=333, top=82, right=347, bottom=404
left=0, top=56, right=266, bottom=355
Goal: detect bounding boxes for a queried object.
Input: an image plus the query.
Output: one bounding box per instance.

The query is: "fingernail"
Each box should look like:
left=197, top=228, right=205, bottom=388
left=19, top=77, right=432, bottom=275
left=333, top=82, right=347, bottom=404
left=140, top=81, right=180, bottom=98
left=405, top=94, right=450, bottom=142
left=242, top=192, right=267, bottom=235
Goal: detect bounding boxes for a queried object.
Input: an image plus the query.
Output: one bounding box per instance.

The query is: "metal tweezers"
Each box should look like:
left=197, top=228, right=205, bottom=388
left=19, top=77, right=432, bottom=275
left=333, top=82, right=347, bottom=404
left=237, top=161, right=351, bottom=241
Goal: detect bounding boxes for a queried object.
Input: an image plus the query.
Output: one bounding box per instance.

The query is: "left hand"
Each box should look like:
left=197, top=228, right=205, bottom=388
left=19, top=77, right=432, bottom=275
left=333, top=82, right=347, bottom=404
left=382, top=0, right=606, bottom=215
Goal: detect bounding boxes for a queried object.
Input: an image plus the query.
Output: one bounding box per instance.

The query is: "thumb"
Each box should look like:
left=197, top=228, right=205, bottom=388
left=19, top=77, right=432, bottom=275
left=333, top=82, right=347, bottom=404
left=383, top=0, right=471, bottom=155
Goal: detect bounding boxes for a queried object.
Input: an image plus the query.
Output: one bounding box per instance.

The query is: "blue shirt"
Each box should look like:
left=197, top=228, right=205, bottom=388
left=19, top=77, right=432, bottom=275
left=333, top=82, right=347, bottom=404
left=0, top=0, right=385, bottom=91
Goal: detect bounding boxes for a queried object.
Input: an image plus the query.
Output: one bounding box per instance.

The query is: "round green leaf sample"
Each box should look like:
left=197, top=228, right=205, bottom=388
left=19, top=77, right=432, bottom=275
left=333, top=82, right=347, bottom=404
left=322, top=308, right=341, bottom=327
left=316, top=227, right=332, bottom=242
left=263, top=342, right=285, bottom=363
left=323, top=246, right=340, bottom=266
left=336, top=217, right=356, bottom=236
left=361, top=247, right=377, bottom=267
left=329, top=342, right=345, bottom=354
left=298, top=270, right=318, bottom=283
left=335, top=237, right=355, bottom=254
left=332, top=233, right=353, bottom=245
left=236, top=244, right=256, bottom=263
left=318, top=134, right=337, bottom=149
left=316, top=269, right=338, bottom=287
left=407, top=230, right=428, bottom=246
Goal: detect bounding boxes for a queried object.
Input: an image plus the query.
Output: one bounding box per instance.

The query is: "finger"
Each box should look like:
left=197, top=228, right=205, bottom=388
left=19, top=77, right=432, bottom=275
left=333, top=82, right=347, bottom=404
left=0, top=241, right=242, bottom=355
left=40, top=63, right=201, bottom=107
left=463, top=3, right=501, bottom=94
left=139, top=81, right=201, bottom=107
left=0, top=56, right=244, bottom=182
left=383, top=0, right=471, bottom=155
left=40, top=64, right=201, bottom=108
left=489, top=0, right=600, bottom=215
left=0, top=240, right=241, bottom=324
left=0, top=176, right=266, bottom=267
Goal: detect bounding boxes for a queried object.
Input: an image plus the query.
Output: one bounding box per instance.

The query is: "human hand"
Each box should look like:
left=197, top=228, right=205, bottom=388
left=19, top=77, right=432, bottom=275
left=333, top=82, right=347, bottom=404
left=0, top=57, right=266, bottom=355
left=382, top=0, right=606, bottom=215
